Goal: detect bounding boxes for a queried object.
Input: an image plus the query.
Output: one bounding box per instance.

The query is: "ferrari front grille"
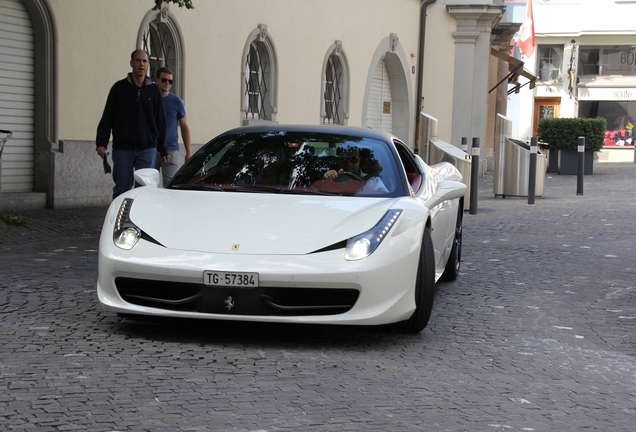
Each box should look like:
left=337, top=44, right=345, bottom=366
left=115, top=277, right=359, bottom=316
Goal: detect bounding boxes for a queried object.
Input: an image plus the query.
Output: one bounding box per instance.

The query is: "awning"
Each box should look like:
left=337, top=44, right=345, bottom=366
left=577, top=76, right=636, bottom=101
left=578, top=86, right=636, bottom=101
left=489, top=48, right=536, bottom=95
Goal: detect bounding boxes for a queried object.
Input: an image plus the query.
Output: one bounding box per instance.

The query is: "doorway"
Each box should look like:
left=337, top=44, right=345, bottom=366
left=533, top=97, right=561, bottom=138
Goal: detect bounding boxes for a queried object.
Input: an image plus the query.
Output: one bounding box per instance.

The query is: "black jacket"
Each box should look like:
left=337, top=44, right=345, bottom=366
left=96, top=74, right=167, bottom=156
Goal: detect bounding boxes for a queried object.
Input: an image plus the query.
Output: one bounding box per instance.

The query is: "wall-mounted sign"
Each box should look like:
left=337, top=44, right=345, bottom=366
left=578, top=86, right=636, bottom=101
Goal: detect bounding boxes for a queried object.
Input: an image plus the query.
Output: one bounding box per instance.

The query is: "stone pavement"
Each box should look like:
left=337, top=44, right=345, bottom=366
left=1, top=162, right=635, bottom=431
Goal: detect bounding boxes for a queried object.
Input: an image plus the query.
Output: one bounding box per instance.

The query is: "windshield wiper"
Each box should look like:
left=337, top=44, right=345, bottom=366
left=170, top=184, right=229, bottom=191
left=172, top=183, right=335, bottom=196
left=280, top=189, right=335, bottom=196
left=232, top=185, right=336, bottom=196
left=229, top=184, right=287, bottom=193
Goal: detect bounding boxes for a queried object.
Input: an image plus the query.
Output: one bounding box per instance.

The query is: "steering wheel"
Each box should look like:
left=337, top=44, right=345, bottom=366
left=334, top=171, right=364, bottom=182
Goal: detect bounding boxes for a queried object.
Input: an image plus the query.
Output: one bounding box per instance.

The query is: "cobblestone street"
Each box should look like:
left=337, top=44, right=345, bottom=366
left=1, top=162, right=635, bottom=431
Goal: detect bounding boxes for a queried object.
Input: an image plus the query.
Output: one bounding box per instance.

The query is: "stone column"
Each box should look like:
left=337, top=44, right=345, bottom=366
left=447, top=4, right=506, bottom=173
left=488, top=24, right=520, bottom=170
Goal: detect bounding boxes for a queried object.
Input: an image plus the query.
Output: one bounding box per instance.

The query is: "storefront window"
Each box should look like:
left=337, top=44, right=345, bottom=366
left=579, top=46, right=636, bottom=76
left=602, top=47, right=636, bottom=76
left=578, top=48, right=600, bottom=75
left=579, top=101, right=635, bottom=146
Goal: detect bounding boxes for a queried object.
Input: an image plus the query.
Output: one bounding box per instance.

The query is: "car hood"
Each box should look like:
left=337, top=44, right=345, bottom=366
left=126, top=188, right=399, bottom=255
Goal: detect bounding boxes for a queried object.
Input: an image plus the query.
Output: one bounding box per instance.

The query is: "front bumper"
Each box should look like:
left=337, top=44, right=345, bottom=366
left=97, top=234, right=421, bottom=326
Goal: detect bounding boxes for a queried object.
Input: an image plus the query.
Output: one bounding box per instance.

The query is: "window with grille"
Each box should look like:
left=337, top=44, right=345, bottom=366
left=245, top=40, right=270, bottom=120
left=138, top=8, right=183, bottom=96
left=241, top=24, right=277, bottom=124
left=537, top=46, right=563, bottom=82
left=321, top=42, right=349, bottom=125
left=143, top=22, right=174, bottom=76
left=324, top=55, right=343, bottom=124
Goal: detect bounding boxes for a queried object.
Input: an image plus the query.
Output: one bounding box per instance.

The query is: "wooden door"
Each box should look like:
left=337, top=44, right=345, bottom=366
left=533, top=97, right=561, bottom=138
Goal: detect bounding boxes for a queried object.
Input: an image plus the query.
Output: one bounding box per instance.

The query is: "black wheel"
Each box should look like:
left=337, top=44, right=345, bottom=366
left=440, top=207, right=463, bottom=281
left=334, top=171, right=364, bottom=182
left=395, top=227, right=435, bottom=333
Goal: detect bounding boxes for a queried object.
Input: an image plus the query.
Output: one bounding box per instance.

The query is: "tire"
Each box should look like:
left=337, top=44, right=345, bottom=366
left=395, top=227, right=435, bottom=333
left=440, top=206, right=463, bottom=282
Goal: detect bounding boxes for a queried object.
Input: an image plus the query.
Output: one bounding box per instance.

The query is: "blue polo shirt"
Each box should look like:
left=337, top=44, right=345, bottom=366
left=163, top=92, right=187, bottom=151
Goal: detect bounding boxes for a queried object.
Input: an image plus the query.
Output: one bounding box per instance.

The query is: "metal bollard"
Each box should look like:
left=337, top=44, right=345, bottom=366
left=469, top=137, right=479, bottom=215
left=577, top=136, right=584, bottom=196
left=528, top=137, right=537, bottom=205
left=461, top=136, right=468, bottom=153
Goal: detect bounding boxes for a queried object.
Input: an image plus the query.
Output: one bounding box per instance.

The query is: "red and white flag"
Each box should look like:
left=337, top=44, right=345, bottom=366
left=518, top=0, right=535, bottom=58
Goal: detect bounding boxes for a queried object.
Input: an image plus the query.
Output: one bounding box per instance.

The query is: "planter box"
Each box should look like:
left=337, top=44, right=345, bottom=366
left=558, top=149, right=594, bottom=175
left=547, top=149, right=559, bottom=173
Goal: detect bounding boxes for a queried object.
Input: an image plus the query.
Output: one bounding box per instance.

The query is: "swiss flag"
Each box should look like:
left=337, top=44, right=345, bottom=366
left=518, top=0, right=535, bottom=58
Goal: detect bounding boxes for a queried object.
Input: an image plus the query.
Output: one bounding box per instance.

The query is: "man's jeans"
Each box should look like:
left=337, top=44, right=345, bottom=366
left=111, top=147, right=157, bottom=199
left=156, top=149, right=181, bottom=186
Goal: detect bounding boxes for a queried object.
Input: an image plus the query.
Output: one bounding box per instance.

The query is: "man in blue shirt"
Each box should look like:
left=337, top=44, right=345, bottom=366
left=154, top=67, right=191, bottom=185
left=96, top=50, right=169, bottom=199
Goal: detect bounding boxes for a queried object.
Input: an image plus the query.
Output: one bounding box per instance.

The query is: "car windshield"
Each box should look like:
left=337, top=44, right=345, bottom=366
left=169, top=131, right=404, bottom=197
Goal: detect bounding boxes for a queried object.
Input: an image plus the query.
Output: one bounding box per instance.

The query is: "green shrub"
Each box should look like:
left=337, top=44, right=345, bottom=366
left=537, top=117, right=606, bottom=152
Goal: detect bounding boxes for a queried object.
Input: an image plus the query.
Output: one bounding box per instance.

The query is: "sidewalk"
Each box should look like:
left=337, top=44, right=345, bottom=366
left=0, top=205, right=107, bottom=245
left=1, top=161, right=635, bottom=245
left=477, top=160, right=636, bottom=212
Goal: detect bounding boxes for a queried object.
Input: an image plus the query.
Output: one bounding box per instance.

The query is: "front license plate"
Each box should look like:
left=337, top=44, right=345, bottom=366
left=203, top=271, right=259, bottom=288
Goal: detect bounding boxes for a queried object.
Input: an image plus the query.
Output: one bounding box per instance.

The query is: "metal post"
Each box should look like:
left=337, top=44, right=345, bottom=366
left=469, top=137, right=479, bottom=215
left=528, top=137, right=537, bottom=205
left=577, top=136, right=584, bottom=196
left=461, top=136, right=468, bottom=153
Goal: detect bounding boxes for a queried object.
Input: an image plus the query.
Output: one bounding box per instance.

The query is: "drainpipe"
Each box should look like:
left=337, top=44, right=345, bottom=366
left=413, top=0, right=436, bottom=155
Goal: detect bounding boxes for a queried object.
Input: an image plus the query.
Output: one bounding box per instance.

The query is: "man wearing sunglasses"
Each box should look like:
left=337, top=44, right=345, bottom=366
left=154, top=67, right=192, bottom=185
left=96, top=49, right=169, bottom=199
left=322, top=146, right=388, bottom=192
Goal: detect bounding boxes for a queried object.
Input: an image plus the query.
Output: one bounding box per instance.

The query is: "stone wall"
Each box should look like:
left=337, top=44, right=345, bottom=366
left=53, top=140, right=113, bottom=208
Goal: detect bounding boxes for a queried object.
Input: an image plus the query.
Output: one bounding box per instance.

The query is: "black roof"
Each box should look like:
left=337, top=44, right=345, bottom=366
left=218, top=124, right=395, bottom=142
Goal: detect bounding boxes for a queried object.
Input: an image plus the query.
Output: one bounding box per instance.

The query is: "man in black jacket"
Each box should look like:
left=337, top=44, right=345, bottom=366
left=96, top=49, right=169, bottom=199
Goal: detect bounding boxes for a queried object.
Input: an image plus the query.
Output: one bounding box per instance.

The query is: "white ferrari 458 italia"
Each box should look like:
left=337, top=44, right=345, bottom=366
left=97, top=124, right=466, bottom=332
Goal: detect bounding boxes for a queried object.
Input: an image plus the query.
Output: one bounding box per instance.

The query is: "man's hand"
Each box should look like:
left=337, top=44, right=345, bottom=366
left=96, top=146, right=107, bottom=157
left=323, top=169, right=343, bottom=180
left=163, top=154, right=171, bottom=163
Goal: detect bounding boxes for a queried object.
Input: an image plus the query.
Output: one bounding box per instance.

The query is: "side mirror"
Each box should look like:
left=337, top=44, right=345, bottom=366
left=133, top=168, right=160, bottom=187
left=424, top=180, right=466, bottom=209
left=414, top=155, right=427, bottom=172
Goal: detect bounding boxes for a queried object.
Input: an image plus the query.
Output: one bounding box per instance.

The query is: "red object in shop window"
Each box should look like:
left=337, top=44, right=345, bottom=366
left=604, top=140, right=615, bottom=146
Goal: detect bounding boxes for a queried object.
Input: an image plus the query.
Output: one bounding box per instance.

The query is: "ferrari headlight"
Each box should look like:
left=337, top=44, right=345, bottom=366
left=345, top=209, right=401, bottom=261
left=113, top=198, right=141, bottom=250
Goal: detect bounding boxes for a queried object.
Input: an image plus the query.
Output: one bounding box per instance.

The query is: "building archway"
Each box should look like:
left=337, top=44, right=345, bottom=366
left=362, top=33, right=413, bottom=145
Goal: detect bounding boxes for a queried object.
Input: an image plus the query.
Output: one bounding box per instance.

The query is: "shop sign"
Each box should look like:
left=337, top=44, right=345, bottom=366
left=578, top=86, right=636, bottom=101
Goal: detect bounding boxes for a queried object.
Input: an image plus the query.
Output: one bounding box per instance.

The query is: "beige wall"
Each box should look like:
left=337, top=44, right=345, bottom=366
left=52, top=0, right=421, bottom=146
left=5, top=0, right=511, bottom=210
left=421, top=5, right=457, bottom=144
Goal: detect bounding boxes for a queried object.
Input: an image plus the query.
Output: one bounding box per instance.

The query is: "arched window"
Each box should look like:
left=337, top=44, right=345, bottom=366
left=137, top=5, right=185, bottom=97
left=322, top=41, right=350, bottom=125
left=241, top=24, right=278, bottom=124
